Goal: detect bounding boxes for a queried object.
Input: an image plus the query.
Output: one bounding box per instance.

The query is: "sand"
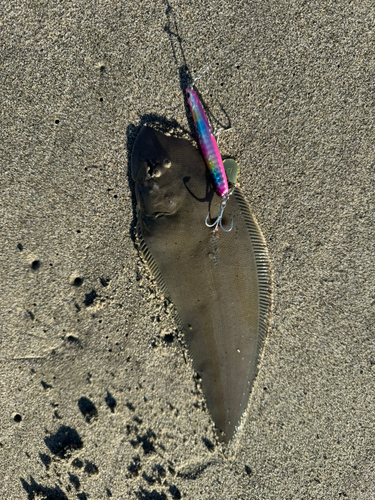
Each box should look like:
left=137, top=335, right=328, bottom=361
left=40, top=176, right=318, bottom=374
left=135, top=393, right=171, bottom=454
left=1, top=0, right=374, bottom=498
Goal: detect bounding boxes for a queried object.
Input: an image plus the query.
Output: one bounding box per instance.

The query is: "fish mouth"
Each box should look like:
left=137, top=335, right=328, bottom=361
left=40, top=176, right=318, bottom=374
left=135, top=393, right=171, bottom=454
left=148, top=211, right=170, bottom=219
left=135, top=181, right=178, bottom=219
left=139, top=200, right=178, bottom=219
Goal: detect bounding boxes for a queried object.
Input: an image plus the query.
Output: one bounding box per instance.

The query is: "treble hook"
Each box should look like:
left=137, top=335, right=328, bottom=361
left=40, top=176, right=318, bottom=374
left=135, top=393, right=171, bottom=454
left=205, top=192, right=233, bottom=232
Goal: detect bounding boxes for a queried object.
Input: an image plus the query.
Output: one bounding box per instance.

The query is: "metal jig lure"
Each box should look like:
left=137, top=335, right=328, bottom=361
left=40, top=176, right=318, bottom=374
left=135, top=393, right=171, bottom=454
left=185, top=87, right=233, bottom=232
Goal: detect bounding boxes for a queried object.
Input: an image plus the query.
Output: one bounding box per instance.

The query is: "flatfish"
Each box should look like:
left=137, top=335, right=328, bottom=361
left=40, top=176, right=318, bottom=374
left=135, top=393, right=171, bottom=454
left=131, top=126, right=271, bottom=442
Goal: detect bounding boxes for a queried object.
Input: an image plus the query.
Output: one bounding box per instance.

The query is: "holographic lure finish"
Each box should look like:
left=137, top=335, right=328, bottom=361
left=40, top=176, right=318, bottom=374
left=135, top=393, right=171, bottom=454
left=186, top=88, right=229, bottom=197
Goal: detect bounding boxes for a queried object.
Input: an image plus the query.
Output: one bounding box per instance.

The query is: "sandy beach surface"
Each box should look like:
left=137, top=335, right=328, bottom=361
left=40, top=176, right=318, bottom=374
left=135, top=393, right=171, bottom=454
left=1, top=1, right=374, bottom=498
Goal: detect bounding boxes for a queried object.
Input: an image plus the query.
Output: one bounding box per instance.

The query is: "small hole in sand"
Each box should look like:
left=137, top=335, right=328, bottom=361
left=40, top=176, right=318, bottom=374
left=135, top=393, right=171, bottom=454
left=14, top=414, right=22, bottom=423
left=31, top=260, right=40, bottom=271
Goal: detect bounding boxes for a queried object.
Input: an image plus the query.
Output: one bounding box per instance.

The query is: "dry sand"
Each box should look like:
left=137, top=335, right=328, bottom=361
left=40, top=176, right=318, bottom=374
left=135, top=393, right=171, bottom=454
left=1, top=1, right=374, bottom=498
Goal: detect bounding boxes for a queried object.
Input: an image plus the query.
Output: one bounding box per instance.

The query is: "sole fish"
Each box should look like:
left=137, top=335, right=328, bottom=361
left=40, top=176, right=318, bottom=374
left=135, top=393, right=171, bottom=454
left=131, top=126, right=271, bottom=442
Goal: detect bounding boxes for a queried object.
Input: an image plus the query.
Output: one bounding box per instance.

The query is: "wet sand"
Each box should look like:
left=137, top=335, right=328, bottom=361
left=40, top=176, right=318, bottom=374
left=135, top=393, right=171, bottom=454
left=1, top=1, right=374, bottom=498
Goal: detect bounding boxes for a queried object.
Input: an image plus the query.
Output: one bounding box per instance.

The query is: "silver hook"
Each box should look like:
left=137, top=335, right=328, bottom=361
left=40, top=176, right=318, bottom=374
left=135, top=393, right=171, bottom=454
left=205, top=192, right=233, bottom=232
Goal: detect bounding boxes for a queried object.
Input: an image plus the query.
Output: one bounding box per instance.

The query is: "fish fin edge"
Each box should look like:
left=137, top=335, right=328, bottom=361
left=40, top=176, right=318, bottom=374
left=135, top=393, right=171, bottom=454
left=233, top=187, right=273, bottom=365
left=136, top=221, right=184, bottom=334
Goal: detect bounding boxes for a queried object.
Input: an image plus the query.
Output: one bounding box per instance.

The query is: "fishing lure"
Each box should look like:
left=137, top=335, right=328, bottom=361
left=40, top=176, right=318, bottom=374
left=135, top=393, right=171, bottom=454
left=186, top=87, right=233, bottom=232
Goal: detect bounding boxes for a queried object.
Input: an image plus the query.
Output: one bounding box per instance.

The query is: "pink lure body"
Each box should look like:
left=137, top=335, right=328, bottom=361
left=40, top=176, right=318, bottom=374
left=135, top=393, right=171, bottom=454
left=186, top=88, right=229, bottom=197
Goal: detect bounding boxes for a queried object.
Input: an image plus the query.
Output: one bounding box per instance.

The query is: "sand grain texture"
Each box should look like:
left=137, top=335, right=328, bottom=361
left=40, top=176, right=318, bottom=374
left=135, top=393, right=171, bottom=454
left=1, top=1, right=374, bottom=499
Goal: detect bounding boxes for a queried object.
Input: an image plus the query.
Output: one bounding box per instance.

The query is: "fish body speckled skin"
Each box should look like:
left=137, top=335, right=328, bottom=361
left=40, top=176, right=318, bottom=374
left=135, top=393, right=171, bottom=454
left=132, top=127, right=272, bottom=442
left=186, top=88, right=229, bottom=197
